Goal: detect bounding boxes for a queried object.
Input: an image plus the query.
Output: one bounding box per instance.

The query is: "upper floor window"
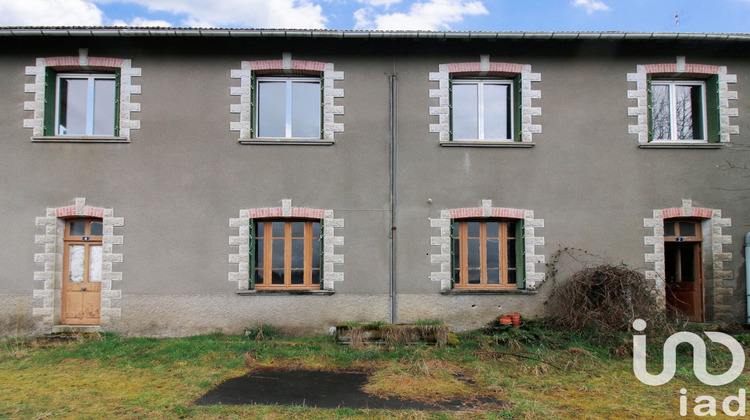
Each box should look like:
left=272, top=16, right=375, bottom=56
left=256, top=77, right=321, bottom=139
left=650, top=80, right=707, bottom=142
left=55, top=73, right=118, bottom=136
left=452, top=79, right=514, bottom=141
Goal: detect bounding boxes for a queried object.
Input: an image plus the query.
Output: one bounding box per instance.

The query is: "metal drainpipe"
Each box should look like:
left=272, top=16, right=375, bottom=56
left=745, top=232, right=750, bottom=324
left=389, top=74, right=397, bottom=325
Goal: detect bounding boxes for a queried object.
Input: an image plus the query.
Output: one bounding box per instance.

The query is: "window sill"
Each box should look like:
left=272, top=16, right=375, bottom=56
left=638, top=142, right=724, bottom=149
left=237, top=289, right=334, bottom=296
left=440, top=141, right=534, bottom=148
left=441, top=289, right=537, bottom=295
left=239, top=138, right=334, bottom=146
left=32, top=136, right=130, bottom=143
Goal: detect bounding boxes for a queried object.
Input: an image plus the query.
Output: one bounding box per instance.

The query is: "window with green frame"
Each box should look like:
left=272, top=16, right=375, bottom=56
left=249, top=219, right=324, bottom=290
left=648, top=75, right=720, bottom=143
left=450, top=75, right=522, bottom=142
left=252, top=75, right=323, bottom=139
left=451, top=219, right=525, bottom=289
left=44, top=68, right=121, bottom=137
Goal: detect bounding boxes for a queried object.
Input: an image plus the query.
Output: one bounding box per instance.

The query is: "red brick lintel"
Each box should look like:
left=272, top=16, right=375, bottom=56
left=449, top=207, right=526, bottom=220
left=55, top=205, right=106, bottom=218
left=247, top=207, right=326, bottom=219
left=248, top=59, right=326, bottom=76
left=44, top=56, right=124, bottom=71
left=662, top=207, right=714, bottom=219
left=645, top=63, right=720, bottom=76
left=447, top=62, right=524, bottom=78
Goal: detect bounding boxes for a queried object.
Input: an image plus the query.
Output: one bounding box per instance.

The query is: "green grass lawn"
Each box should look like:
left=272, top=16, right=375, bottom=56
left=1, top=323, right=748, bottom=419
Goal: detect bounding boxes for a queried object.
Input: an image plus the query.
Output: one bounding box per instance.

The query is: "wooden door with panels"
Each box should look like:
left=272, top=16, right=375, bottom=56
left=664, top=219, right=704, bottom=322
left=62, top=219, right=103, bottom=325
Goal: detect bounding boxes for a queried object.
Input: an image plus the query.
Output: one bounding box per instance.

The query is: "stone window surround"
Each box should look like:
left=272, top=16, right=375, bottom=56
left=24, top=48, right=142, bottom=142
left=627, top=56, right=739, bottom=145
left=430, top=200, right=545, bottom=291
left=429, top=55, right=542, bottom=145
left=33, top=198, right=124, bottom=327
left=643, top=199, right=733, bottom=318
left=230, top=52, right=344, bottom=144
left=229, top=199, right=344, bottom=291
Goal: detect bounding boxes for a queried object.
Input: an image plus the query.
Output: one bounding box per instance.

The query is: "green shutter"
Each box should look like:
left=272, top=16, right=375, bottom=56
left=250, top=72, right=256, bottom=138
left=114, top=68, right=121, bottom=137
left=319, top=219, right=325, bottom=289
left=706, top=74, right=720, bottom=143
left=514, top=73, right=522, bottom=142
left=320, top=73, right=325, bottom=139
left=646, top=74, right=653, bottom=142
left=448, top=73, right=454, bottom=141
left=515, top=220, right=526, bottom=289
left=249, top=219, right=255, bottom=290
left=43, top=67, right=56, bottom=136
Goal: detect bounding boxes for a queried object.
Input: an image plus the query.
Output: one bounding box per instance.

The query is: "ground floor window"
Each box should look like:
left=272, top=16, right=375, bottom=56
left=252, top=219, right=322, bottom=290
left=452, top=219, right=522, bottom=290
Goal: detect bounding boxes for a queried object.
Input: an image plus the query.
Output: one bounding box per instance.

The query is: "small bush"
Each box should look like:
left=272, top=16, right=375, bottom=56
left=244, top=325, right=280, bottom=341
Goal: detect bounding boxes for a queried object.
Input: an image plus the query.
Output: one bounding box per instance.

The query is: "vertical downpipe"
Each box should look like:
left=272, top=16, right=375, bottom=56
left=389, top=74, right=397, bottom=325
left=745, top=233, right=750, bottom=324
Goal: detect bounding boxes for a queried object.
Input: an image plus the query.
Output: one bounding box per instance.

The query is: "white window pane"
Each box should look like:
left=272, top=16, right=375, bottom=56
left=258, top=81, right=286, bottom=138
left=93, top=79, right=116, bottom=136
left=452, top=84, right=478, bottom=139
left=291, top=81, right=320, bottom=138
left=651, top=84, right=671, bottom=140
left=89, top=245, right=102, bottom=283
left=675, top=85, right=703, bottom=140
left=59, top=78, right=88, bottom=135
left=483, top=83, right=510, bottom=139
left=69, top=245, right=85, bottom=283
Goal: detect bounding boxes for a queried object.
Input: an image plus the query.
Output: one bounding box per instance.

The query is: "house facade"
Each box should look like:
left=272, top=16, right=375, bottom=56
left=0, top=28, right=748, bottom=336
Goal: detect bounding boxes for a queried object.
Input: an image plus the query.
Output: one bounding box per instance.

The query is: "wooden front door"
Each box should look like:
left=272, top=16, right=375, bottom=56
left=62, top=219, right=103, bottom=325
left=664, top=220, right=704, bottom=322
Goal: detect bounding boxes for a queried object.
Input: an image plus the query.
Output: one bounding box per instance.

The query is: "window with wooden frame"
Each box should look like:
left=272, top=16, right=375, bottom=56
left=451, top=219, right=525, bottom=289
left=250, top=219, right=323, bottom=290
left=254, top=76, right=322, bottom=139
left=46, top=70, right=121, bottom=137
left=451, top=77, right=520, bottom=142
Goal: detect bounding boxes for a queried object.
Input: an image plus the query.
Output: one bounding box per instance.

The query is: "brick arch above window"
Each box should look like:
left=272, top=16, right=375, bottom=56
left=23, top=49, right=142, bottom=140
left=429, top=56, right=541, bottom=145
left=230, top=52, right=344, bottom=143
left=33, top=198, right=124, bottom=328
left=429, top=200, right=545, bottom=291
left=627, top=56, right=738, bottom=145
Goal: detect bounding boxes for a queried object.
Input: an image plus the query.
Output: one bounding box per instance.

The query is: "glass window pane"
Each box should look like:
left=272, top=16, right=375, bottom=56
left=508, top=269, right=517, bottom=285
left=68, top=245, right=85, bottom=283
left=679, top=222, right=696, bottom=237
left=291, top=239, right=304, bottom=269
left=651, top=84, right=671, bottom=140
left=255, top=239, right=264, bottom=268
left=468, top=269, right=481, bottom=284
left=486, top=239, right=500, bottom=269
left=271, top=270, right=284, bottom=284
left=291, top=81, right=320, bottom=138
left=664, top=221, right=676, bottom=237
left=291, top=222, right=305, bottom=237
left=255, top=268, right=264, bottom=284
left=272, top=239, right=285, bottom=268
left=291, top=270, right=304, bottom=285
left=93, top=78, right=116, bottom=136
left=507, top=239, right=516, bottom=269
left=507, top=222, right=516, bottom=238
left=486, top=222, right=499, bottom=238
left=312, top=222, right=320, bottom=238
left=483, top=83, right=510, bottom=139
left=311, top=269, right=320, bottom=284
left=487, top=269, right=500, bottom=284
left=454, top=268, right=462, bottom=284
left=452, top=83, right=478, bottom=139
left=312, top=238, right=320, bottom=269
left=467, top=239, right=480, bottom=269
left=89, top=245, right=102, bottom=282
left=675, top=85, right=702, bottom=140
left=467, top=222, right=480, bottom=238
left=256, top=222, right=264, bottom=238
left=272, top=221, right=285, bottom=238
left=70, top=221, right=86, bottom=236
left=452, top=238, right=460, bottom=269
left=90, top=222, right=103, bottom=236
left=59, top=78, right=88, bottom=135
left=257, top=81, right=287, bottom=138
